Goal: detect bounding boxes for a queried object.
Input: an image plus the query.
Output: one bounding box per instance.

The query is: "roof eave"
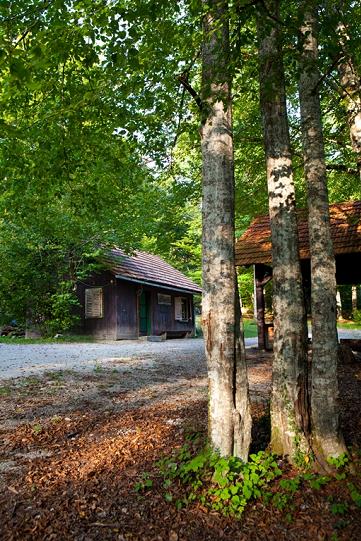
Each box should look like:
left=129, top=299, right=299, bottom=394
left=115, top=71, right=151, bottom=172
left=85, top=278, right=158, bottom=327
left=115, top=274, right=202, bottom=295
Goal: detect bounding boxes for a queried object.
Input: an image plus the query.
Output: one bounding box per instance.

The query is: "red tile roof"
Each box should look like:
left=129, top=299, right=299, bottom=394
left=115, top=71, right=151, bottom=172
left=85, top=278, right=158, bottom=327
left=104, top=249, right=202, bottom=294
left=236, top=200, right=361, bottom=266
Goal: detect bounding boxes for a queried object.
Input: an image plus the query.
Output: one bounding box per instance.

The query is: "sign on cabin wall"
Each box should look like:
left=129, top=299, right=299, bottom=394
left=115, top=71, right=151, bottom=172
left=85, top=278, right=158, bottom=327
left=157, top=293, right=172, bottom=305
left=85, top=287, right=104, bottom=318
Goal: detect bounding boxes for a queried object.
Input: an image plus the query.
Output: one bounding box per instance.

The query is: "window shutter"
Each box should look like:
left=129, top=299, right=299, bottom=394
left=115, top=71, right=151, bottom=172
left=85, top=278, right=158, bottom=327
left=85, top=287, right=104, bottom=318
left=174, top=297, right=183, bottom=321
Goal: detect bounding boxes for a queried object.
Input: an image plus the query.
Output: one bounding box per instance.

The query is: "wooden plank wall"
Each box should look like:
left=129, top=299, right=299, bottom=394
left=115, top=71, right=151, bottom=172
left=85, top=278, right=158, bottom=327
left=78, top=273, right=197, bottom=339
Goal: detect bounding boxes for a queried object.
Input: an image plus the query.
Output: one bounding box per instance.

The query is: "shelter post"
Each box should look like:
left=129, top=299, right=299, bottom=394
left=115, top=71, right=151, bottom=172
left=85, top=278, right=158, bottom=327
left=254, top=264, right=272, bottom=350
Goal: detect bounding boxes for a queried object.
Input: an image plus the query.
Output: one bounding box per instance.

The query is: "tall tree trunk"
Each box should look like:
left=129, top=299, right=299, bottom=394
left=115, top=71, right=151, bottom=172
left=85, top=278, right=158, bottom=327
left=299, top=0, right=347, bottom=463
left=201, top=0, right=252, bottom=459
left=336, top=20, right=361, bottom=178
left=257, top=1, right=310, bottom=460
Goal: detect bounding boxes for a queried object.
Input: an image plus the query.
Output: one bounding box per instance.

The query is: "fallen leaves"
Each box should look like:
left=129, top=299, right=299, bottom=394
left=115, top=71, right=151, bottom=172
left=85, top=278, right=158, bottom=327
left=0, top=349, right=360, bottom=540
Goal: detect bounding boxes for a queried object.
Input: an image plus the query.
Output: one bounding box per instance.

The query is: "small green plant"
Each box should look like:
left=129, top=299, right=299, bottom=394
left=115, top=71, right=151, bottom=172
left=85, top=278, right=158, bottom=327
left=134, top=472, right=153, bottom=493
left=292, top=435, right=313, bottom=469
left=19, top=376, right=39, bottom=388
left=45, top=371, right=64, bottom=381
left=327, top=453, right=349, bottom=470
left=32, top=423, right=43, bottom=435
left=333, top=518, right=350, bottom=531
left=164, top=492, right=173, bottom=502
left=279, top=477, right=301, bottom=493
left=271, top=491, right=293, bottom=511
left=269, top=476, right=301, bottom=515
left=93, top=362, right=103, bottom=373
left=347, top=482, right=361, bottom=507
left=308, top=475, right=331, bottom=490
left=330, top=502, right=349, bottom=515
left=0, top=386, right=11, bottom=396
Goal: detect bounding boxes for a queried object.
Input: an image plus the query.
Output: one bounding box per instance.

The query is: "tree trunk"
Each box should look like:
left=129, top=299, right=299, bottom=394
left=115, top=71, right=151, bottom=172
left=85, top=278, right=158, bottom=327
left=299, top=0, right=347, bottom=463
left=336, top=21, right=361, bottom=178
left=201, top=0, right=252, bottom=459
left=352, top=285, right=357, bottom=315
left=257, top=1, right=310, bottom=460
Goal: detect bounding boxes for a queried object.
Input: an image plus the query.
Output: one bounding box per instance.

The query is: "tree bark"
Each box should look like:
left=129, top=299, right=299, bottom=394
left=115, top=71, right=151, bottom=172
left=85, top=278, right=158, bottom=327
left=200, top=0, right=252, bottom=460
left=336, top=20, right=361, bottom=178
left=257, top=1, right=310, bottom=460
left=298, top=0, right=347, bottom=463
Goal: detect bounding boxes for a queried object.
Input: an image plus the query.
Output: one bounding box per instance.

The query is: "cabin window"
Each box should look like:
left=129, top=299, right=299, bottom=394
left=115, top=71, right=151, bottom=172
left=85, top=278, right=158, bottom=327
left=175, top=297, right=191, bottom=321
left=157, top=293, right=172, bottom=305
left=85, top=287, right=104, bottom=318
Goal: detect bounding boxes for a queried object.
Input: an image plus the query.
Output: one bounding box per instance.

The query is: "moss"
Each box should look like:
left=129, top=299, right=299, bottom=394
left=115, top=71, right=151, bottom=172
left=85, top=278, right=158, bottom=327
left=271, top=425, right=285, bottom=455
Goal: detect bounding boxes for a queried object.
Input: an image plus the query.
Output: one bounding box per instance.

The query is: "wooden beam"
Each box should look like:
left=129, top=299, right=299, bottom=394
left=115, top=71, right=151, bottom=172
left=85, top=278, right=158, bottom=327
left=254, top=264, right=272, bottom=350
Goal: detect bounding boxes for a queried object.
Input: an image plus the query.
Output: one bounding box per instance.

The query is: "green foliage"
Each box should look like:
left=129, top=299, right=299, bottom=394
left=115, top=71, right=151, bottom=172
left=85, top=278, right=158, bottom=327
left=0, top=0, right=203, bottom=330
left=134, top=472, right=153, bottom=493
left=32, top=423, right=43, bottom=435
left=156, top=439, right=360, bottom=522
left=238, top=268, right=254, bottom=310
left=347, top=482, right=361, bottom=507
left=242, top=319, right=258, bottom=338
left=305, top=474, right=331, bottom=491
left=327, top=453, right=349, bottom=470
left=0, top=386, right=11, bottom=396
left=1, top=0, right=361, bottom=335
left=352, top=309, right=361, bottom=323
left=157, top=446, right=282, bottom=517
left=0, top=334, right=95, bottom=344
left=45, top=283, right=80, bottom=335
left=330, top=502, right=349, bottom=515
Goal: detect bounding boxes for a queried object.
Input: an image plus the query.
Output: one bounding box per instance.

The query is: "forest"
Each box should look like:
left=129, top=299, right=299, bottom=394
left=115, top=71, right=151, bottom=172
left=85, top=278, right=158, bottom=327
left=1, top=0, right=361, bottom=540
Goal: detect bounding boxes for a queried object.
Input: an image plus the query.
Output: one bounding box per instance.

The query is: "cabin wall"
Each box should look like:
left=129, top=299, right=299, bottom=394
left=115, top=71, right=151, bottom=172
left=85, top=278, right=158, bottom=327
left=116, top=280, right=196, bottom=338
left=78, top=274, right=197, bottom=339
left=116, top=281, right=138, bottom=339
left=148, top=288, right=195, bottom=336
left=77, top=271, right=118, bottom=339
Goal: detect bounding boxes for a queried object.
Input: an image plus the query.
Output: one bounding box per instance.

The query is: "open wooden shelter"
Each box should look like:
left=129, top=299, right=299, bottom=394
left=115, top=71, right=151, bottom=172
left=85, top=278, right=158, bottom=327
left=236, top=200, right=361, bottom=349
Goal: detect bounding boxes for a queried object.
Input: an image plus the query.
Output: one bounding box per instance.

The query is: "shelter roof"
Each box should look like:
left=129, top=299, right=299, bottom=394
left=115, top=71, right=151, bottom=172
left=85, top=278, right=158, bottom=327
left=104, top=249, right=202, bottom=295
left=236, top=200, right=361, bottom=266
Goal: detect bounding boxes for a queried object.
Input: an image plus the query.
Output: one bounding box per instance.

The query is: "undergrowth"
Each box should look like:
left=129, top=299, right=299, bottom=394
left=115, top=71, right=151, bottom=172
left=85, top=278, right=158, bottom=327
left=154, top=433, right=282, bottom=517
left=144, top=436, right=361, bottom=521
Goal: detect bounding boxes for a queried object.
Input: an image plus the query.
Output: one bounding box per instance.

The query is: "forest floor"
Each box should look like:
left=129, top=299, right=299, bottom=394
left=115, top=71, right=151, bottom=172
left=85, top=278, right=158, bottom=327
left=0, top=346, right=360, bottom=540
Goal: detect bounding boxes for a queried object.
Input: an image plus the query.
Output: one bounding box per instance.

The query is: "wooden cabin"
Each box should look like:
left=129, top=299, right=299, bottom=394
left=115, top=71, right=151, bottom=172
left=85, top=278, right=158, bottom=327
left=77, top=249, right=202, bottom=340
left=236, top=200, right=361, bottom=349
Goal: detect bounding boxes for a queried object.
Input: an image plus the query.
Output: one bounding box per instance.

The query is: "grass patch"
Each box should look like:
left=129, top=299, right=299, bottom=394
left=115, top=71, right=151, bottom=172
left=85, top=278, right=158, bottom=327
left=196, top=316, right=258, bottom=339
left=337, top=320, right=361, bottom=331
left=0, top=334, right=96, bottom=345
left=0, top=385, right=11, bottom=396
left=243, top=319, right=258, bottom=339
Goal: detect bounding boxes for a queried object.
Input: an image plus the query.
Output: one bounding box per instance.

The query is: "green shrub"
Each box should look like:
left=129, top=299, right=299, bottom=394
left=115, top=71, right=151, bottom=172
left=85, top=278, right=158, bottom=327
left=157, top=446, right=282, bottom=517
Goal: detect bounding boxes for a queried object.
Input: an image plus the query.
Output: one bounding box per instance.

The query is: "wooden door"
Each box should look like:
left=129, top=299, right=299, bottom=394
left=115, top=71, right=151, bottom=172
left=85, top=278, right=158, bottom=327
left=139, top=291, right=150, bottom=335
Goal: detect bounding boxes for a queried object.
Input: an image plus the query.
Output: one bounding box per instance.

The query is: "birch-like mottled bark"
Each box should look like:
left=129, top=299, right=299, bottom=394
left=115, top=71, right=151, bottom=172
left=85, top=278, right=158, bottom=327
left=336, top=21, right=361, bottom=178
left=201, top=0, right=252, bottom=459
left=299, top=1, right=346, bottom=462
left=257, top=1, right=310, bottom=459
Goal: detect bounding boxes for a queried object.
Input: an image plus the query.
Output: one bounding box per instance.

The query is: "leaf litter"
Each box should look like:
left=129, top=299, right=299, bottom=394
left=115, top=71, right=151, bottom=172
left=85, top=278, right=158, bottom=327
left=0, top=347, right=360, bottom=540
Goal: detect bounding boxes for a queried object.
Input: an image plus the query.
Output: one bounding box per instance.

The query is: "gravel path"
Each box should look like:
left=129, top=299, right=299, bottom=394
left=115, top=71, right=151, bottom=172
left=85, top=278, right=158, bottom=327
left=0, top=328, right=360, bottom=380
left=0, top=339, right=208, bottom=380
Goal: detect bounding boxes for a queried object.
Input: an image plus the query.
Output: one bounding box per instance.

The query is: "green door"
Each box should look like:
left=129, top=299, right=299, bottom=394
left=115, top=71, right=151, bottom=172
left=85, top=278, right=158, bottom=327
left=139, top=291, right=150, bottom=335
